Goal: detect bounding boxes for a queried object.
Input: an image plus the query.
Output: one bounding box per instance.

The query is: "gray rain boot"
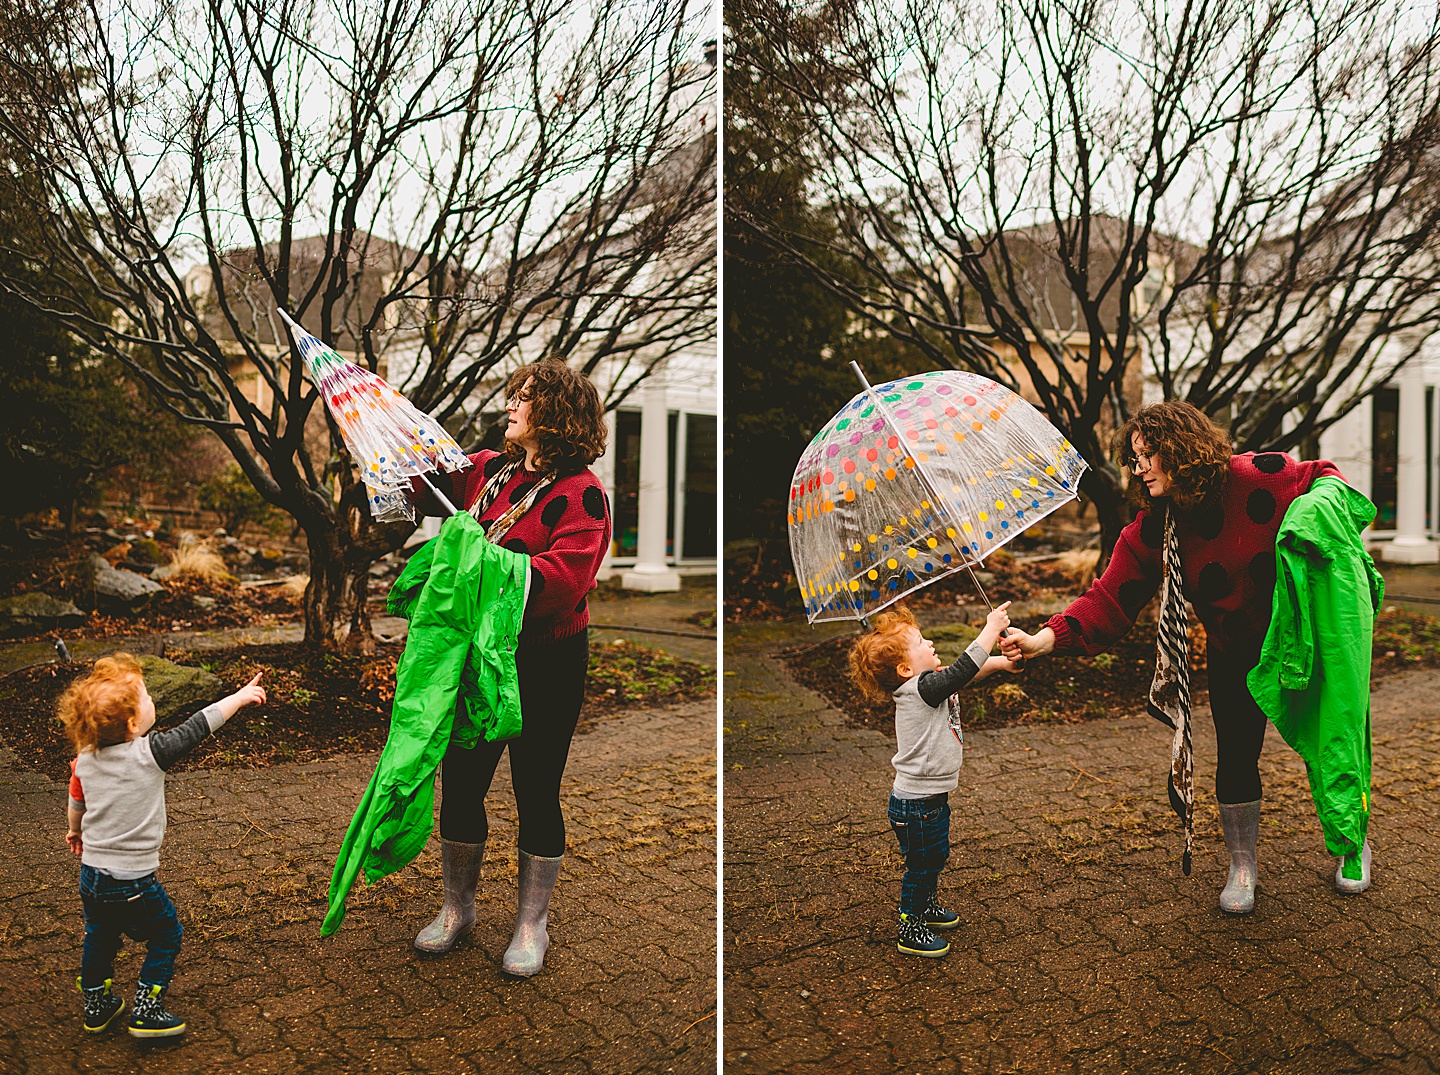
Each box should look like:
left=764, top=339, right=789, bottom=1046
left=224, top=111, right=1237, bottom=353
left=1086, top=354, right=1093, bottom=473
left=501, top=851, right=563, bottom=977
left=414, top=839, right=484, bottom=953
left=1217, top=799, right=1261, bottom=914
left=1336, top=840, right=1372, bottom=894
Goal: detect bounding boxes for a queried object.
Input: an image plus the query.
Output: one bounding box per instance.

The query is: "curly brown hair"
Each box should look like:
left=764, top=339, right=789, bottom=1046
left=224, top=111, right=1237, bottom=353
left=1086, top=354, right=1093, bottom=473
left=1115, top=401, right=1233, bottom=512
left=848, top=605, right=919, bottom=704
left=58, top=653, right=144, bottom=753
left=505, top=358, right=607, bottom=476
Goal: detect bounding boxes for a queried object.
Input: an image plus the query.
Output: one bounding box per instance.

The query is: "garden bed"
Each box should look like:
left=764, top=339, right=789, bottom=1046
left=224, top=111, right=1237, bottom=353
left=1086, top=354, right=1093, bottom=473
left=0, top=636, right=716, bottom=780
left=785, top=607, right=1440, bottom=738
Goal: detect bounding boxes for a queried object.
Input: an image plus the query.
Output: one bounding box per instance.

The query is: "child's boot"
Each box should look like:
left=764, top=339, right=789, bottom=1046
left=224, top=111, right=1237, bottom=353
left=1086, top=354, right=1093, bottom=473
left=923, top=891, right=961, bottom=931
left=77, top=977, right=124, bottom=1034
left=897, top=912, right=950, bottom=958
left=127, top=983, right=186, bottom=1038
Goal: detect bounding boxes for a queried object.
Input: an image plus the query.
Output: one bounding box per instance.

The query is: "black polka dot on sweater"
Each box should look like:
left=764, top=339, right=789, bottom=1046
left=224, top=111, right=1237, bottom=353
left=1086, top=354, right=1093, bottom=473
left=504, top=537, right=529, bottom=555
left=1193, top=503, right=1225, bottom=541
left=509, top=481, right=536, bottom=504
left=529, top=565, right=546, bottom=598
left=483, top=454, right=507, bottom=478
left=541, top=495, right=569, bottom=528
left=1140, top=510, right=1163, bottom=549
left=1250, top=550, right=1277, bottom=590
left=1064, top=615, right=1086, bottom=641
left=1246, top=488, right=1276, bottom=525
left=1118, top=579, right=1152, bottom=617
left=1197, top=562, right=1230, bottom=602
left=582, top=486, right=606, bottom=520
left=1253, top=453, right=1286, bottom=474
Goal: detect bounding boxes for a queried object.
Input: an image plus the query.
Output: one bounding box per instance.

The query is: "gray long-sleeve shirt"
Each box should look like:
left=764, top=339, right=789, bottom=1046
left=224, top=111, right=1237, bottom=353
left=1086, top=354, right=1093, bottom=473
left=71, top=705, right=228, bottom=875
left=891, top=639, right=990, bottom=798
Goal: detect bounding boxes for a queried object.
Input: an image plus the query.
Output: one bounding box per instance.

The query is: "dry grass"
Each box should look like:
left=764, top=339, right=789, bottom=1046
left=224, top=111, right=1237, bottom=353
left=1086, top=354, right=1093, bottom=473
left=1054, top=548, right=1100, bottom=588
left=167, top=542, right=232, bottom=583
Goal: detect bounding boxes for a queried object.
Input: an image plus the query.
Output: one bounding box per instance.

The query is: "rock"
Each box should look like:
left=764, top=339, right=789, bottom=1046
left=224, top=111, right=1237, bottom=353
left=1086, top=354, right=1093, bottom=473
left=129, top=538, right=167, bottom=565
left=0, top=593, right=87, bottom=638
left=189, top=595, right=216, bottom=611
left=258, top=547, right=285, bottom=565
left=135, top=656, right=223, bottom=725
left=80, top=554, right=167, bottom=613
left=101, top=542, right=132, bottom=565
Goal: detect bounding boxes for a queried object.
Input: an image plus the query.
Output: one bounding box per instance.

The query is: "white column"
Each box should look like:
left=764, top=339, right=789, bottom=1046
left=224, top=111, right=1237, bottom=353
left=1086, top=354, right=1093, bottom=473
left=621, top=385, right=681, bottom=591
left=1382, top=363, right=1438, bottom=562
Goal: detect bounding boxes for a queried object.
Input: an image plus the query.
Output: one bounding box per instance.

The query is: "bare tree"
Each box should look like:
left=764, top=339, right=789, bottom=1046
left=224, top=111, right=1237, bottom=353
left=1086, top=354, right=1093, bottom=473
left=0, top=0, right=715, bottom=650
left=730, top=0, right=1440, bottom=557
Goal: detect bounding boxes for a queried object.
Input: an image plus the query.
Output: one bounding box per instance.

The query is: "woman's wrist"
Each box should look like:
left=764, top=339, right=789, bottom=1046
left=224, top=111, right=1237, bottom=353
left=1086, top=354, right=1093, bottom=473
left=1036, top=627, right=1057, bottom=655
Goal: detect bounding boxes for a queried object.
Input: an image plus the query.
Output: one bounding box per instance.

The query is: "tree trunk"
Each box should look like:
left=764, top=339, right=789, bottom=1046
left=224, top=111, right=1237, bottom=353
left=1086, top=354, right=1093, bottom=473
left=1079, top=462, right=1132, bottom=578
left=302, top=526, right=376, bottom=654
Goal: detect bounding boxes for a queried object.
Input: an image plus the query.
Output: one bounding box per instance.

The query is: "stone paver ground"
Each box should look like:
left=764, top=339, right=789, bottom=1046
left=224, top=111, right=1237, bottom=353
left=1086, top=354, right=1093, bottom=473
left=0, top=697, right=716, bottom=1073
left=724, top=620, right=1440, bottom=1074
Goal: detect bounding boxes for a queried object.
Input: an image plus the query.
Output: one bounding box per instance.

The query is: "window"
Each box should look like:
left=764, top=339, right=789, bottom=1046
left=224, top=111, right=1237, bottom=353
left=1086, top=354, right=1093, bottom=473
left=681, top=414, right=716, bottom=559
left=612, top=410, right=642, bottom=557
left=1372, top=387, right=1399, bottom=530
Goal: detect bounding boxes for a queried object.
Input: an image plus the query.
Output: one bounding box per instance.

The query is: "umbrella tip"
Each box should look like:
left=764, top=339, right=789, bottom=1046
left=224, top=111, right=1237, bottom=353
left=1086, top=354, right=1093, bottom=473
left=276, top=308, right=296, bottom=328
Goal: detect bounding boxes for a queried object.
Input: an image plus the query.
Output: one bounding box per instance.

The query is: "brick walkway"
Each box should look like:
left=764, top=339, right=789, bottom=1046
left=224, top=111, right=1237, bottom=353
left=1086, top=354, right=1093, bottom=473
left=724, top=622, right=1440, bottom=1073
left=0, top=700, right=716, bottom=1073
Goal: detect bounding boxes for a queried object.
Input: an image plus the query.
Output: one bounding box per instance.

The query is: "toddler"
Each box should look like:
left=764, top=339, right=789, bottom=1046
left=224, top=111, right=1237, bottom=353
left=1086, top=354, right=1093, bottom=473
left=849, top=602, right=1020, bottom=957
left=62, top=654, right=265, bottom=1037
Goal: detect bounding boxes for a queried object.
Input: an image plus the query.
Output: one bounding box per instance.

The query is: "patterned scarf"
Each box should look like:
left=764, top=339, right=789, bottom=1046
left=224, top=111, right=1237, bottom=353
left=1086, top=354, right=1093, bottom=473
left=467, top=457, right=556, bottom=543
left=1147, top=506, right=1194, bottom=876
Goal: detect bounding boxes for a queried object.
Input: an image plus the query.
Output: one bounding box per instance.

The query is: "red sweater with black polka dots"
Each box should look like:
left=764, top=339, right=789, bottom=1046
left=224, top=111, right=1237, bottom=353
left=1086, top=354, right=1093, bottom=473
left=1045, top=452, right=1344, bottom=660
left=412, top=450, right=611, bottom=644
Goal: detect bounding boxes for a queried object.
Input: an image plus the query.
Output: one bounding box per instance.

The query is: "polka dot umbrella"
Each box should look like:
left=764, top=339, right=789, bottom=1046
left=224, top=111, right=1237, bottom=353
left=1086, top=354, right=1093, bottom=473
left=278, top=309, right=470, bottom=521
left=789, top=365, right=1089, bottom=623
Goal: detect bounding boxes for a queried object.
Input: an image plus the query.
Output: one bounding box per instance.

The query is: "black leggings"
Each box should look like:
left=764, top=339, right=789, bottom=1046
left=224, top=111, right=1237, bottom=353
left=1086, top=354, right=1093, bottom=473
left=1206, top=643, right=1268, bottom=805
left=438, top=630, right=589, bottom=856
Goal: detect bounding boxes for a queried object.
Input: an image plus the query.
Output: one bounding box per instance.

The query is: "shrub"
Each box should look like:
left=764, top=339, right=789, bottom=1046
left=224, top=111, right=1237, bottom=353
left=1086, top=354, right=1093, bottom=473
left=197, top=466, right=275, bottom=535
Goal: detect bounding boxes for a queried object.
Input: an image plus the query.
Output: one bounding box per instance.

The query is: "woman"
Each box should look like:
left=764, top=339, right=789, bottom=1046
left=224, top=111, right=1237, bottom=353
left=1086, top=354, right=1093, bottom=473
left=409, top=357, right=610, bottom=975
left=999, top=400, right=1370, bottom=912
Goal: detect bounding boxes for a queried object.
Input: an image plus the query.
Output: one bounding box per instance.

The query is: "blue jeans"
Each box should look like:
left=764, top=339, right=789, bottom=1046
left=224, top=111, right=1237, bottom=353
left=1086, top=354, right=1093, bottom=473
left=79, top=865, right=183, bottom=989
left=888, top=792, right=951, bottom=917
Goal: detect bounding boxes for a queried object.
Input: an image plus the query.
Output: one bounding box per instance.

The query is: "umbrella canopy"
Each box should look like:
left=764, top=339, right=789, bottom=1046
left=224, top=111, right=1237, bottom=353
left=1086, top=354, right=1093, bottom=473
left=788, top=368, right=1089, bottom=623
left=279, top=309, right=472, bottom=523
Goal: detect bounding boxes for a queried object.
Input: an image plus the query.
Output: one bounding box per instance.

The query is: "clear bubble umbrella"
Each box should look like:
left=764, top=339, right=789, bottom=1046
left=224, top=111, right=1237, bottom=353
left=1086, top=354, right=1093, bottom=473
left=788, top=364, right=1089, bottom=623
left=278, top=309, right=470, bottom=521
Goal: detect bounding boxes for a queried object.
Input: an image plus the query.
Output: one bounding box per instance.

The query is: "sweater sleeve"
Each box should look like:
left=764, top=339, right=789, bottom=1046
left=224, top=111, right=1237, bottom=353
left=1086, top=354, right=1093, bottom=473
left=1043, top=511, right=1164, bottom=657
left=148, top=705, right=229, bottom=772
left=916, top=638, right=989, bottom=706
left=405, top=452, right=491, bottom=518
left=525, top=507, right=610, bottom=629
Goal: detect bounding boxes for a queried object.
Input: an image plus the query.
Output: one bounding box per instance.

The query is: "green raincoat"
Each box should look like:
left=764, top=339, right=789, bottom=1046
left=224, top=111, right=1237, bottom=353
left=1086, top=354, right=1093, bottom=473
left=1248, top=477, right=1384, bottom=881
left=322, top=512, right=527, bottom=936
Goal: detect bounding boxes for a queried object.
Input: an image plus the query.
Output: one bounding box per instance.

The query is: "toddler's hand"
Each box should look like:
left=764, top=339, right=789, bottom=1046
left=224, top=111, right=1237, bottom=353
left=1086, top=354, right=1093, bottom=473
left=66, top=829, right=82, bottom=855
left=1004, top=654, right=1026, bottom=673
left=985, top=600, right=1012, bottom=636
left=230, top=672, right=267, bottom=709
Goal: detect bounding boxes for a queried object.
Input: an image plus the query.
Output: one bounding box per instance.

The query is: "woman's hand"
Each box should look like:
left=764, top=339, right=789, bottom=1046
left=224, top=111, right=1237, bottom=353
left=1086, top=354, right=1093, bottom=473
left=999, top=626, right=1055, bottom=661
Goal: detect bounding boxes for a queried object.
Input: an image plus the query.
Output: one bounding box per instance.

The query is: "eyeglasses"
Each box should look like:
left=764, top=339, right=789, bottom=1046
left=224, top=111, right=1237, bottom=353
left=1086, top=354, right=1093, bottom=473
left=1130, top=450, right=1158, bottom=475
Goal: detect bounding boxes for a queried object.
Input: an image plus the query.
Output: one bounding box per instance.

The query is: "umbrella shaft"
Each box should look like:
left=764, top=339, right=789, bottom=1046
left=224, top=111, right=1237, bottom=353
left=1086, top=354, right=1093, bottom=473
left=419, top=471, right=459, bottom=517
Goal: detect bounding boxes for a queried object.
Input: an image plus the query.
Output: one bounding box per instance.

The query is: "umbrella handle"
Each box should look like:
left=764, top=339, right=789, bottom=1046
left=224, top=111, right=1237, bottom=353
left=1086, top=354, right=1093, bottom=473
left=418, top=471, right=459, bottom=517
